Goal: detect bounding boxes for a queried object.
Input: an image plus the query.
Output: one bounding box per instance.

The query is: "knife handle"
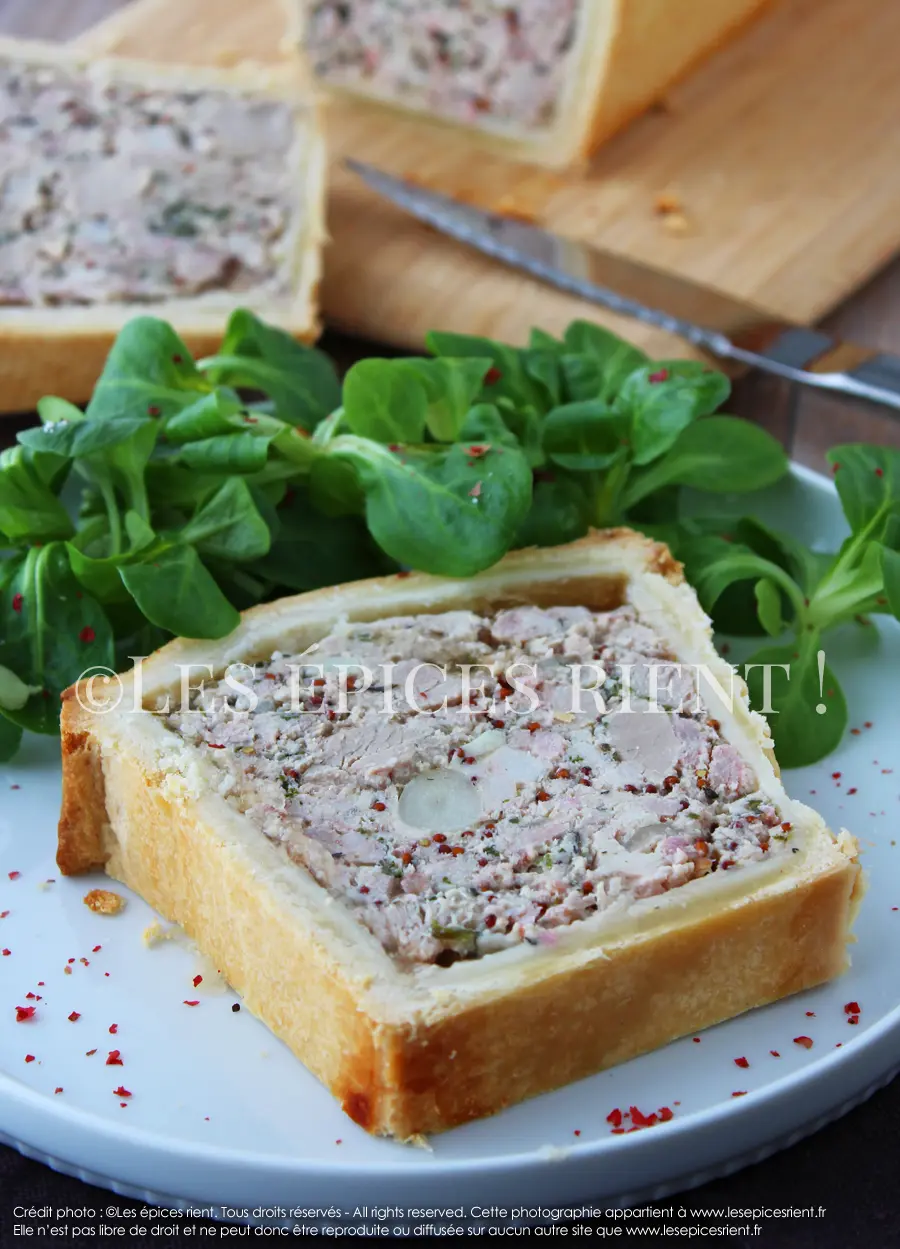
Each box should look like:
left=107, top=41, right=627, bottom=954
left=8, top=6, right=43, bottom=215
left=807, top=346, right=900, bottom=413
left=729, top=327, right=900, bottom=415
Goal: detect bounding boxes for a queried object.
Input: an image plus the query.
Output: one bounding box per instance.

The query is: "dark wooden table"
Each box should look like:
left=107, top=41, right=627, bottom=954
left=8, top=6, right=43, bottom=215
left=2, top=3, right=900, bottom=1245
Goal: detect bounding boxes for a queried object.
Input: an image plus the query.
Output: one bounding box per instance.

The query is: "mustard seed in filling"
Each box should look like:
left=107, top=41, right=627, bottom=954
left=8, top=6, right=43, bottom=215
left=307, top=1, right=581, bottom=134
left=165, top=605, right=789, bottom=968
left=0, top=57, right=299, bottom=307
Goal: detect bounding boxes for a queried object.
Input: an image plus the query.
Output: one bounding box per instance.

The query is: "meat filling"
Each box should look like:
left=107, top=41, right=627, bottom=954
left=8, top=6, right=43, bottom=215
left=165, top=605, right=791, bottom=968
left=0, top=57, right=298, bottom=307
left=307, top=1, right=581, bottom=134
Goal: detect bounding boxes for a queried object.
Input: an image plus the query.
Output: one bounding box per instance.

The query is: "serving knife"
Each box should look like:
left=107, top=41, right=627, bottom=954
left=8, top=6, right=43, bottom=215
left=346, top=158, right=900, bottom=414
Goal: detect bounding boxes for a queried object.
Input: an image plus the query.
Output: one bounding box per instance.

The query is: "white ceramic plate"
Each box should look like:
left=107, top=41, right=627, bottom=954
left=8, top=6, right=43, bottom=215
left=1, top=465, right=898, bottom=1218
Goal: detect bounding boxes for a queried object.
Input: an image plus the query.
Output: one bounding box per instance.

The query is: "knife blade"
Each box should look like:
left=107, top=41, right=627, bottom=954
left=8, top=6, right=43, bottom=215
left=346, top=158, right=900, bottom=414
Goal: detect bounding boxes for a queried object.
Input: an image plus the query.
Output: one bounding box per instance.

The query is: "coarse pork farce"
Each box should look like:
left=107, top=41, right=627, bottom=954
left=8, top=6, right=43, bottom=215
left=297, top=0, right=771, bottom=168
left=57, top=531, right=863, bottom=1140
left=0, top=36, right=326, bottom=412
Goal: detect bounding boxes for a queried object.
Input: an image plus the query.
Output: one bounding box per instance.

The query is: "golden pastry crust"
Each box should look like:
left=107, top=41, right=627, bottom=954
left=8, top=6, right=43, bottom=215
left=56, top=529, right=863, bottom=1139
left=0, top=36, right=326, bottom=412
left=568, top=0, right=774, bottom=166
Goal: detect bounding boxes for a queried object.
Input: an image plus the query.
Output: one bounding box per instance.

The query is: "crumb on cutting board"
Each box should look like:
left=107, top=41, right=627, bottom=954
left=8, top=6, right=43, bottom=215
left=654, top=190, right=683, bottom=215
left=84, top=889, right=125, bottom=915
left=662, top=211, right=691, bottom=236
left=654, top=189, right=692, bottom=235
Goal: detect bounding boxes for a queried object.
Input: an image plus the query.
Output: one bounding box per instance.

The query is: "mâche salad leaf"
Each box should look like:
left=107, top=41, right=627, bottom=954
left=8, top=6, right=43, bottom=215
left=197, top=309, right=341, bottom=430
left=0, top=311, right=887, bottom=768
left=667, top=445, right=900, bottom=767
left=328, top=437, right=532, bottom=577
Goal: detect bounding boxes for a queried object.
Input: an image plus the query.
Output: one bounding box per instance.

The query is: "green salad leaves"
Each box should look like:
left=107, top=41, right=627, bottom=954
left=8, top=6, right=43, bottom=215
left=0, top=309, right=892, bottom=770
left=665, top=446, right=900, bottom=767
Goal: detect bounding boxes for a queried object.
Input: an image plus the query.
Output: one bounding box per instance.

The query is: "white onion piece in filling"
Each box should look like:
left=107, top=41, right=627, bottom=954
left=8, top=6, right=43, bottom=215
left=397, top=769, right=483, bottom=832
left=473, top=744, right=547, bottom=812
left=463, top=728, right=506, bottom=758
left=607, top=709, right=680, bottom=783
left=318, top=655, right=364, bottom=674
left=621, top=822, right=667, bottom=853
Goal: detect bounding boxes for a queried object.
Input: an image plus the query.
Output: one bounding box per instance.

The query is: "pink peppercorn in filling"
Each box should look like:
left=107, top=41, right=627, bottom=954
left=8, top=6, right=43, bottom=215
left=165, top=605, right=791, bottom=968
left=306, top=1, right=581, bottom=134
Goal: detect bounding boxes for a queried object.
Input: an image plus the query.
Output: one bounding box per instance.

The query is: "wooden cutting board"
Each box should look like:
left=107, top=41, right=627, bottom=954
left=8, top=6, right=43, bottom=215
left=74, top=0, right=900, bottom=361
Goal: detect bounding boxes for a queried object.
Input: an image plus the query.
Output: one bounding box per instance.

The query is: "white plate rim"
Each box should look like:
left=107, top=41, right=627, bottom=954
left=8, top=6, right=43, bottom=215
left=2, top=458, right=896, bottom=1200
